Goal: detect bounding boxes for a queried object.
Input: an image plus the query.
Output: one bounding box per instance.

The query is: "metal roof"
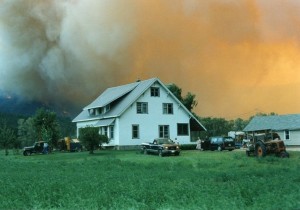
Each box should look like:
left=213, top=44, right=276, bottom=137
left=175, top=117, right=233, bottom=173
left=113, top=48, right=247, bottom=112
left=243, top=114, right=300, bottom=132
left=73, top=78, right=157, bottom=122
left=84, top=82, right=139, bottom=110
left=94, top=118, right=115, bottom=127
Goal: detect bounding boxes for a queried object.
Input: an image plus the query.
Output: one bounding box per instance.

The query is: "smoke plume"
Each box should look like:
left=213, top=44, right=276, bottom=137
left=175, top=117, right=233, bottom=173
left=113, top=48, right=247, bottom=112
left=1, top=0, right=300, bottom=118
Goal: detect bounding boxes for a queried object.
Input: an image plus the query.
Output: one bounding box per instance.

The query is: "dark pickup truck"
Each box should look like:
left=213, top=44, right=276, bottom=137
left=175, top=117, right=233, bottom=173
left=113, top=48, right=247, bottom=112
left=141, top=138, right=180, bottom=157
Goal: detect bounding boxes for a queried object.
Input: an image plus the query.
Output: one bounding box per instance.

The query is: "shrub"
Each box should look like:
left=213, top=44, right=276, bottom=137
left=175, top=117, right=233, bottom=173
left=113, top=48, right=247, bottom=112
left=180, top=144, right=196, bottom=150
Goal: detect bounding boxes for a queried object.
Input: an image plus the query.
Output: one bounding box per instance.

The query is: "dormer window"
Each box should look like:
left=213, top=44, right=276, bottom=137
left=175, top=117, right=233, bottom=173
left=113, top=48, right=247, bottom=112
left=89, top=109, right=95, bottom=115
left=89, top=104, right=111, bottom=117
left=151, top=87, right=160, bottom=97
left=105, top=104, right=110, bottom=112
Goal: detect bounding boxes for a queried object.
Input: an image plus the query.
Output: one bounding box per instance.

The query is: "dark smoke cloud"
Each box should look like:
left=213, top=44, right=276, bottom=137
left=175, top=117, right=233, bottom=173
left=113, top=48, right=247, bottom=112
left=1, top=0, right=300, bottom=118
left=0, top=0, right=135, bottom=110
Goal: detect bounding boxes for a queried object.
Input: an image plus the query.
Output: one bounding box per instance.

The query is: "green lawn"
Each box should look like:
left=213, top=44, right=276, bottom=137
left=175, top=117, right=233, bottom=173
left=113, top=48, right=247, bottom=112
left=0, top=149, right=300, bottom=210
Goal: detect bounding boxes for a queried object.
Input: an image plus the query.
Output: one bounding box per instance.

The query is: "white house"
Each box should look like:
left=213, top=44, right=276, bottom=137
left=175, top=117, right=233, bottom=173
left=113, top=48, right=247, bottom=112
left=243, top=114, right=300, bottom=146
left=72, top=78, right=206, bottom=149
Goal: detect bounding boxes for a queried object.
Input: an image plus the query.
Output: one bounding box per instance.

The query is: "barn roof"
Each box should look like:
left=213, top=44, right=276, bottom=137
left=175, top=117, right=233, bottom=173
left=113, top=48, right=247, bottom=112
left=243, top=114, right=300, bottom=132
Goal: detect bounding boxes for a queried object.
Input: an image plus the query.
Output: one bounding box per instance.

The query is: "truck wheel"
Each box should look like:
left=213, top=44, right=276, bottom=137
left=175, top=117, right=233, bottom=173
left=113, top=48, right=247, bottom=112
left=143, top=149, right=148, bottom=155
left=158, top=150, right=164, bottom=157
left=280, top=151, right=289, bottom=158
left=255, top=142, right=266, bottom=157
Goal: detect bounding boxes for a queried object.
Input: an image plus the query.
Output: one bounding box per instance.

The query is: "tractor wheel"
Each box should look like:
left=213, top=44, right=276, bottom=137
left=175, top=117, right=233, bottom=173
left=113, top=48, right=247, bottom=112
left=255, top=142, right=266, bottom=157
left=279, top=151, right=289, bottom=158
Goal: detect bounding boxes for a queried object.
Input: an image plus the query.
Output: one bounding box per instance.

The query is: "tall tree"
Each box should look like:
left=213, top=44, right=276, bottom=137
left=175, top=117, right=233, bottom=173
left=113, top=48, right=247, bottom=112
left=198, top=117, right=233, bottom=138
left=182, top=92, right=198, bottom=111
left=0, top=123, right=16, bottom=155
left=232, top=118, right=248, bottom=131
left=18, top=118, right=37, bottom=147
left=167, top=84, right=183, bottom=101
left=79, top=126, right=109, bottom=154
left=33, top=108, right=60, bottom=147
left=167, top=84, right=198, bottom=111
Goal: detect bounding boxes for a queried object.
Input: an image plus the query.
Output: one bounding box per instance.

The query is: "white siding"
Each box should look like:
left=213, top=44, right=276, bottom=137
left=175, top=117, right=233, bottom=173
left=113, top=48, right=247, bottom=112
left=276, top=130, right=300, bottom=146
left=118, top=84, right=191, bottom=146
left=286, top=130, right=300, bottom=146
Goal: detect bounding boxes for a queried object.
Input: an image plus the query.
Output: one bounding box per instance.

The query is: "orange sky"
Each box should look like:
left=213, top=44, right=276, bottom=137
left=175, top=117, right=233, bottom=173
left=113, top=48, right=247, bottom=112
left=0, top=0, right=300, bottom=119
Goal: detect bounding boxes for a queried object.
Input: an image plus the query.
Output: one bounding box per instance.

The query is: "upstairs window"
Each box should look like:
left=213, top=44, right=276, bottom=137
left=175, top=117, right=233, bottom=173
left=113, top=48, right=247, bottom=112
left=163, top=103, right=173, bottom=114
left=105, top=104, right=110, bottom=112
left=151, top=87, right=160, bottom=97
left=89, top=109, right=95, bottom=116
left=137, top=102, right=148, bottom=114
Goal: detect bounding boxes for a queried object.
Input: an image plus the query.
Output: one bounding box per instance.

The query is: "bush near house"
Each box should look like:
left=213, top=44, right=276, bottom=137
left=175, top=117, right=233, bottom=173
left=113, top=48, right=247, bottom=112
left=0, top=150, right=299, bottom=209
left=180, top=144, right=197, bottom=150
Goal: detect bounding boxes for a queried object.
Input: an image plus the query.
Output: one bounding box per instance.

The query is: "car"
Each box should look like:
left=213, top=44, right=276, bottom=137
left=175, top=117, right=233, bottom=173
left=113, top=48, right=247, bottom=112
left=23, top=141, right=49, bottom=156
left=202, top=136, right=235, bottom=151
left=141, top=138, right=180, bottom=157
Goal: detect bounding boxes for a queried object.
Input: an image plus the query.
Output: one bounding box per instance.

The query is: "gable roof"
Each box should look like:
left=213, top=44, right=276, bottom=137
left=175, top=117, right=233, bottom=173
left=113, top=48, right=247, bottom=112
left=243, top=114, right=300, bottom=132
left=72, top=77, right=206, bottom=131
left=84, top=82, right=139, bottom=110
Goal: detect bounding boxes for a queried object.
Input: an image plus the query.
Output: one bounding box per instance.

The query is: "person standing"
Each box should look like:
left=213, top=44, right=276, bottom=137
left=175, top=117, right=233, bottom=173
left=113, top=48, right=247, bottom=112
left=43, top=142, right=48, bottom=154
left=196, top=137, right=202, bottom=150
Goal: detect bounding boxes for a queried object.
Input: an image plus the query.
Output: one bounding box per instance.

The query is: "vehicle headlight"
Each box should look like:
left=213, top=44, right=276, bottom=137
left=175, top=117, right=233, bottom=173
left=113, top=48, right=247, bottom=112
left=176, top=146, right=180, bottom=149
left=164, top=146, right=168, bottom=150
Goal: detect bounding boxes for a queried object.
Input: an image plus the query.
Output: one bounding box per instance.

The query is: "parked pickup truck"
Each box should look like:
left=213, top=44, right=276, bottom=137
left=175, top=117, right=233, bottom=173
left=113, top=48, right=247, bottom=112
left=141, top=138, right=180, bottom=157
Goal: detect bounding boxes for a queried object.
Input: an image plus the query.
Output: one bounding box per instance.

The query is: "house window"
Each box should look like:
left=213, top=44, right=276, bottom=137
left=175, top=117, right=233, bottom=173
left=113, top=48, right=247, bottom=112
left=105, top=104, right=110, bottom=112
left=163, top=103, right=173, bottom=114
left=159, top=125, right=169, bottom=138
left=137, top=102, right=148, bottom=114
left=151, top=87, right=160, bottom=97
left=104, top=127, right=108, bottom=137
left=177, top=123, right=189, bottom=136
left=110, top=125, right=114, bottom=139
left=285, top=130, right=290, bottom=140
left=89, top=109, right=95, bottom=116
left=132, top=125, right=139, bottom=139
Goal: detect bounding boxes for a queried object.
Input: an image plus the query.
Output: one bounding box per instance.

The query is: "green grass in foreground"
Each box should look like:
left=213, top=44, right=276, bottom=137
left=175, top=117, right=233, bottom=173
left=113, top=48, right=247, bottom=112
left=0, top=150, right=300, bottom=210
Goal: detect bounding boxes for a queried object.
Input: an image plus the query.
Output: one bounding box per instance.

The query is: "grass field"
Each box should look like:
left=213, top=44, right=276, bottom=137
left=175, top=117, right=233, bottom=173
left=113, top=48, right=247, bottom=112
left=0, top=149, right=300, bottom=210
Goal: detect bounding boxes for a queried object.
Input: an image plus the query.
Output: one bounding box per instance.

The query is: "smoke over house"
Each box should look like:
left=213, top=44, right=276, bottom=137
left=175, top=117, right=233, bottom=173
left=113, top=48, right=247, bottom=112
left=1, top=0, right=300, bottom=118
